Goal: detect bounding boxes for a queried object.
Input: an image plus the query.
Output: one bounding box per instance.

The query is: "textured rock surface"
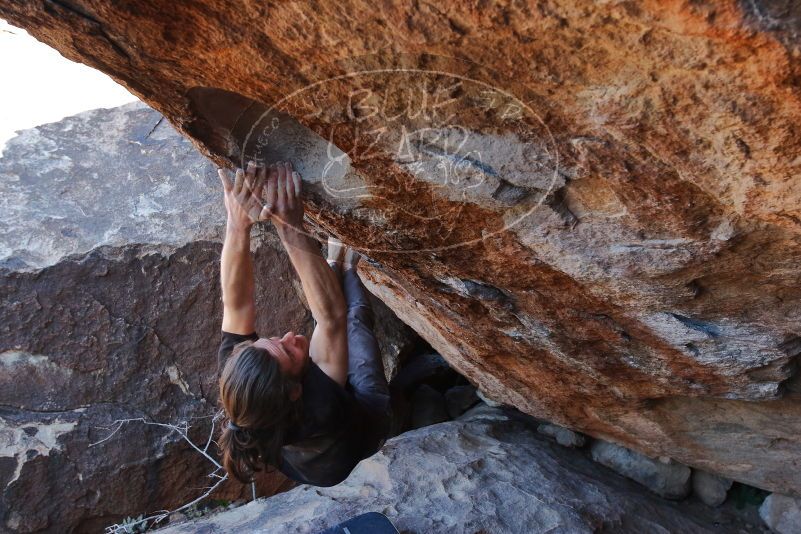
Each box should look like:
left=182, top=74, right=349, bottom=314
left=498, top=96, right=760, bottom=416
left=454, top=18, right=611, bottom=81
left=590, top=439, right=692, bottom=500
left=475, top=388, right=505, bottom=408
left=2, top=0, right=801, bottom=494
left=694, top=470, right=734, bottom=507
left=0, top=104, right=418, bottom=532
left=538, top=422, right=587, bottom=448
left=0, top=103, right=219, bottom=271
left=759, top=494, right=801, bottom=534
left=156, top=408, right=761, bottom=534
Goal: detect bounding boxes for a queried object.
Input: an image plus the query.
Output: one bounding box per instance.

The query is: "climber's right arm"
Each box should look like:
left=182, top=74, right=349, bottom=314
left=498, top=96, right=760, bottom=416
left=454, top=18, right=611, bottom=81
left=218, top=164, right=268, bottom=335
left=266, top=162, right=349, bottom=387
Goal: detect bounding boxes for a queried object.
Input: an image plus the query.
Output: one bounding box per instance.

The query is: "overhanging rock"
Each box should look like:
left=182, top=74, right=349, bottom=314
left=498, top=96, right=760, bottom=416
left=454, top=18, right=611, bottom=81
left=2, top=0, right=800, bottom=494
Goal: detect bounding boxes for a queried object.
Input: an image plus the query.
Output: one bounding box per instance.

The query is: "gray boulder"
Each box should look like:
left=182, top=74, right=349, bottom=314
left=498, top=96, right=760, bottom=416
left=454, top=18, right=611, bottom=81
left=458, top=402, right=509, bottom=422
left=760, top=494, right=801, bottom=534
left=590, top=440, right=692, bottom=500
left=157, top=409, right=757, bottom=534
left=693, top=470, right=733, bottom=507
left=537, top=423, right=587, bottom=448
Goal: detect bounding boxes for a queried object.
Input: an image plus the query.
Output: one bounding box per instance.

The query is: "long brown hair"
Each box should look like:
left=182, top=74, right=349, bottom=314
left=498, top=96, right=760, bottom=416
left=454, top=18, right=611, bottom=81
left=218, top=340, right=302, bottom=483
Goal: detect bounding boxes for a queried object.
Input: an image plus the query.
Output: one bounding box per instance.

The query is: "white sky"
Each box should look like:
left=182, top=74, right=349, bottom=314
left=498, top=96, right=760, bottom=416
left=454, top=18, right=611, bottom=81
left=0, top=19, right=136, bottom=153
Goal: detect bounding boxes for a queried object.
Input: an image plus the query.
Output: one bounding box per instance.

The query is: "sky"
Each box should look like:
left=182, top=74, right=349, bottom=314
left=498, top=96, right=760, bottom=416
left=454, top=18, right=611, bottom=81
left=0, top=19, right=136, bottom=153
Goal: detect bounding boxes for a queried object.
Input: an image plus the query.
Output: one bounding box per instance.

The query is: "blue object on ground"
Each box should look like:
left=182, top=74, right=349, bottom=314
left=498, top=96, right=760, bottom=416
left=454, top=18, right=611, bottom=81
left=318, top=512, right=399, bottom=534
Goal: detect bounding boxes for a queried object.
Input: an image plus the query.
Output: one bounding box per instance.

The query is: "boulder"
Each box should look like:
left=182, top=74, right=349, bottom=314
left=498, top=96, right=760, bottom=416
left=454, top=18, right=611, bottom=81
left=3, top=0, right=801, bottom=496
left=156, top=409, right=759, bottom=534
left=476, top=389, right=505, bottom=408
left=759, top=494, right=801, bottom=534
left=537, top=423, right=587, bottom=448
left=0, top=104, right=418, bottom=533
left=693, top=470, right=733, bottom=507
left=458, top=403, right=510, bottom=423
left=590, top=440, right=692, bottom=500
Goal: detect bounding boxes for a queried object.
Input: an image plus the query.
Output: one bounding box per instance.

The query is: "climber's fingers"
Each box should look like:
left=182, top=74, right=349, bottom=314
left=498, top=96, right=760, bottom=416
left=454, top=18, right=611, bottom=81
left=217, top=168, right=233, bottom=192
left=233, top=168, right=245, bottom=196
left=276, top=161, right=288, bottom=213
left=263, top=164, right=277, bottom=213
left=242, top=163, right=266, bottom=221
left=284, top=161, right=295, bottom=209
left=240, top=161, right=257, bottom=199
left=292, top=170, right=302, bottom=197
left=245, top=160, right=257, bottom=188
left=252, top=166, right=267, bottom=200
left=246, top=195, right=263, bottom=222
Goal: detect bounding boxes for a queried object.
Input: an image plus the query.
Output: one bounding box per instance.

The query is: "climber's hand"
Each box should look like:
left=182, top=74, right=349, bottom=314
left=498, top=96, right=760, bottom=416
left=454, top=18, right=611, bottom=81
left=263, top=161, right=304, bottom=231
left=218, top=161, right=269, bottom=232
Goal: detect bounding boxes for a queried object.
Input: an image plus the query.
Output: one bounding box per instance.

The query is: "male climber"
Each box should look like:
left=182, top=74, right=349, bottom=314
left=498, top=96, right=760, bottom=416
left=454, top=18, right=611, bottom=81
left=216, top=160, right=391, bottom=487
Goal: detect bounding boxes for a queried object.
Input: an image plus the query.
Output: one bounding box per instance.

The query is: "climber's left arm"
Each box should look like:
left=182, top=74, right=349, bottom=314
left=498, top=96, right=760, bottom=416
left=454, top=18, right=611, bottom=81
left=218, top=163, right=268, bottom=334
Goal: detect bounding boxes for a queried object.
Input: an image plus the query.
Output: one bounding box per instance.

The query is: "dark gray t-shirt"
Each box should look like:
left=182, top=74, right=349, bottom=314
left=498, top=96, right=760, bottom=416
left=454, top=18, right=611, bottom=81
left=217, top=331, right=375, bottom=486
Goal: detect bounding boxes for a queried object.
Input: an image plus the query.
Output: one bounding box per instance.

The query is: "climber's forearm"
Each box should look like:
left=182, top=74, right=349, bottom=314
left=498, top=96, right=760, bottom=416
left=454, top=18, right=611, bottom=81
left=220, top=223, right=256, bottom=333
left=277, top=223, right=346, bottom=326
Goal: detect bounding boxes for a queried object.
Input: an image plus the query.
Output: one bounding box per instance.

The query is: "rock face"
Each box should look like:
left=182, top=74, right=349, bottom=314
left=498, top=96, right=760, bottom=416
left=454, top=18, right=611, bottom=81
left=2, top=0, right=801, bottom=495
left=538, top=423, right=587, bottom=448
left=759, top=494, right=801, bottom=534
left=590, top=440, right=692, bottom=500
left=694, top=470, right=734, bottom=508
left=156, top=408, right=760, bottom=534
left=0, top=104, right=419, bottom=532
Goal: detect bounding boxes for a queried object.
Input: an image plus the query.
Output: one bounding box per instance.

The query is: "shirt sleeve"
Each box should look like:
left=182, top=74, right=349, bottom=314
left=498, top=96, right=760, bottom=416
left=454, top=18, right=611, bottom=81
left=217, top=331, right=259, bottom=376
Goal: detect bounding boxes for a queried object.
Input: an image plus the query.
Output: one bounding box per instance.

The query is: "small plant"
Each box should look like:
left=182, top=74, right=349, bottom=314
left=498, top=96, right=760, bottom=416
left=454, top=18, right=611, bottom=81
left=95, top=411, right=240, bottom=534
left=117, top=515, right=148, bottom=534
left=184, top=504, right=204, bottom=520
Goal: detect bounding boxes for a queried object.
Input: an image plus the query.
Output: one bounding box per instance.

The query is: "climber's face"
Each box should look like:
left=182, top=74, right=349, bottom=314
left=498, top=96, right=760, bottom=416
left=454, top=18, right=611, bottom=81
left=253, top=332, right=309, bottom=378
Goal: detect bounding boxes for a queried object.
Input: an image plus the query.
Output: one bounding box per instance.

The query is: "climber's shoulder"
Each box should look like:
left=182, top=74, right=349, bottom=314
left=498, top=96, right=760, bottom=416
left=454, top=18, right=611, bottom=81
left=216, top=330, right=259, bottom=376
left=277, top=362, right=374, bottom=486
